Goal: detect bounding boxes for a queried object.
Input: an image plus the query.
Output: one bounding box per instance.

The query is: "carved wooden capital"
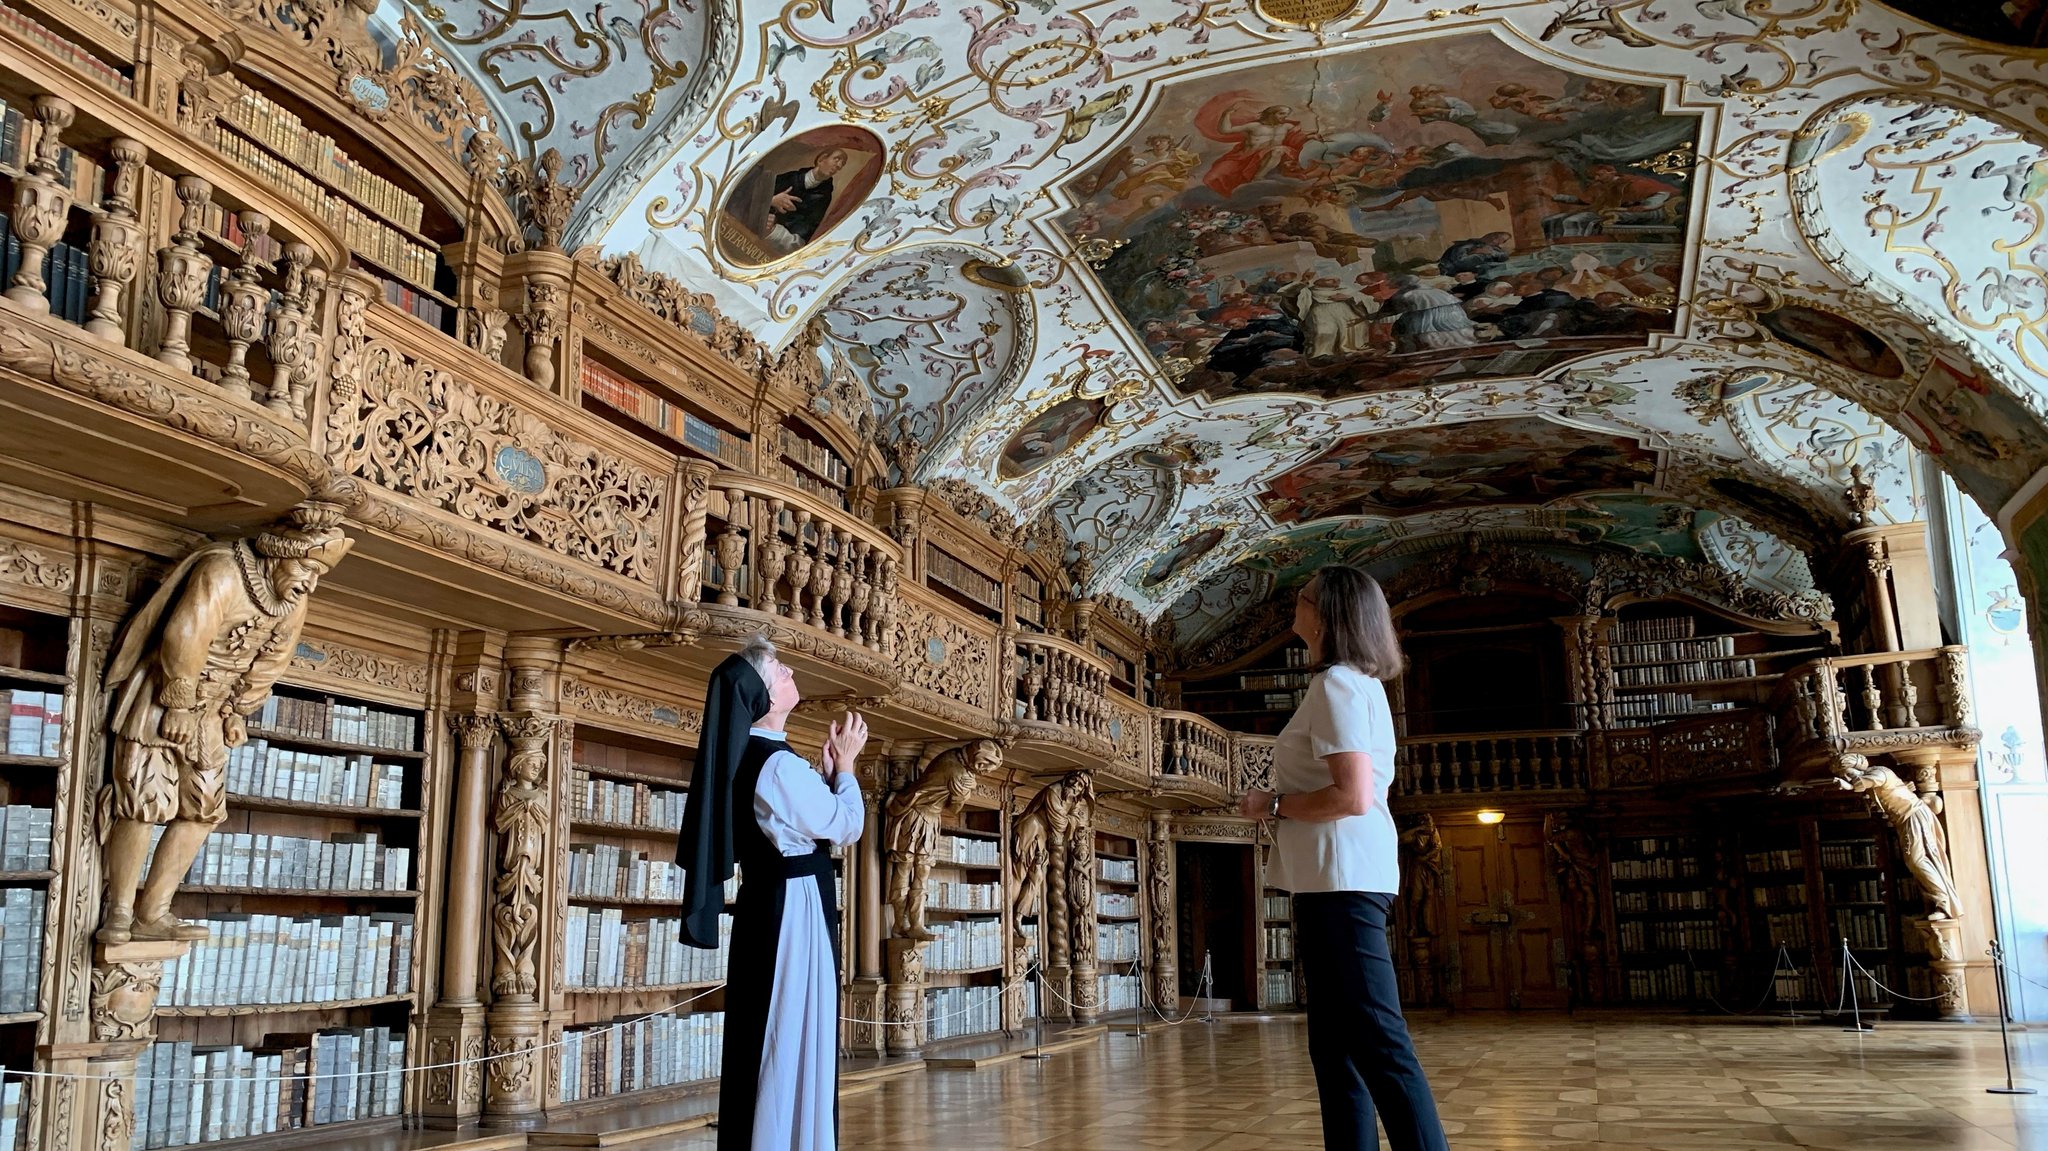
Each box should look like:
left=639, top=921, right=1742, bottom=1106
left=449, top=713, right=498, bottom=751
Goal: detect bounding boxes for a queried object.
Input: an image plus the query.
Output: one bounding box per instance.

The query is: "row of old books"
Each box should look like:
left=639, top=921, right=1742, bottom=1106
left=1608, top=633, right=1738, bottom=667
left=2, top=688, right=62, bottom=757
left=0, top=212, right=92, bottom=326
left=927, top=917, right=1003, bottom=973
left=1098, top=920, right=1138, bottom=963
left=1618, top=918, right=1720, bottom=953
left=1621, top=964, right=1716, bottom=1003
left=0, top=99, right=109, bottom=203
left=558, top=1011, right=725, bottom=1103
left=566, top=843, right=690, bottom=901
left=0, top=2, right=131, bottom=93
left=226, top=742, right=408, bottom=811
left=1820, top=839, right=1880, bottom=869
left=1261, top=969, right=1295, bottom=1007
left=0, top=806, right=50, bottom=870
left=366, top=266, right=449, bottom=332
left=924, top=544, right=1001, bottom=610
left=1613, top=615, right=1695, bottom=644
left=1828, top=878, right=1884, bottom=903
left=1241, top=670, right=1312, bottom=692
left=253, top=694, right=418, bottom=751
left=939, top=833, right=998, bottom=867
left=185, top=830, right=411, bottom=892
left=1614, top=657, right=1756, bottom=687
left=131, top=1028, right=404, bottom=1148
left=570, top=770, right=687, bottom=830
left=1262, top=893, right=1291, bottom=921
left=925, top=984, right=1001, bottom=1043
left=1261, top=924, right=1292, bottom=962
left=775, top=427, right=850, bottom=487
left=0, top=889, right=42, bottom=1013
left=1100, top=858, right=1137, bottom=884
left=578, top=358, right=745, bottom=464
left=160, top=913, right=413, bottom=1007
left=1762, top=911, right=1811, bottom=948
left=219, top=87, right=424, bottom=230
left=1097, top=972, right=1139, bottom=1013
left=1610, top=853, right=1701, bottom=881
left=1834, top=908, right=1890, bottom=950
left=1614, top=887, right=1713, bottom=914
left=1612, top=693, right=1735, bottom=724
left=204, top=125, right=435, bottom=290
left=1096, top=891, right=1136, bottom=918
left=564, top=908, right=731, bottom=989
left=925, top=878, right=999, bottom=912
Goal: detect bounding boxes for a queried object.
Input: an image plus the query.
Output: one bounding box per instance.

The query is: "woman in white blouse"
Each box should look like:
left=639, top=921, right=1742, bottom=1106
left=1238, top=567, right=1448, bottom=1151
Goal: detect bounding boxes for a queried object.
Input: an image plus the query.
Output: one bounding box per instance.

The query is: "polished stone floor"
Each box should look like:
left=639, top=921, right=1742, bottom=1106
left=674, top=1013, right=2048, bottom=1150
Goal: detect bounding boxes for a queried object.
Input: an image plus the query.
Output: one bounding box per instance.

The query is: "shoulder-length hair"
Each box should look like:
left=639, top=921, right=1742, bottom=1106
left=1309, top=565, right=1404, bottom=680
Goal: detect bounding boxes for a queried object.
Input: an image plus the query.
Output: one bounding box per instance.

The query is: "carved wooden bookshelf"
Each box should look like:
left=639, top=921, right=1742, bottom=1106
left=924, top=812, right=1006, bottom=1044
left=1259, top=888, right=1297, bottom=1010
left=1600, top=605, right=1831, bottom=728
left=1094, top=831, right=1140, bottom=1014
left=1173, top=638, right=1312, bottom=737
left=0, top=606, right=66, bottom=1146
left=555, top=725, right=730, bottom=1109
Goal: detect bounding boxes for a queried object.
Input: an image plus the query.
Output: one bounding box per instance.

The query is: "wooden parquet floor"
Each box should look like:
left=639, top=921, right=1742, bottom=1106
left=662, top=1013, right=2048, bottom=1150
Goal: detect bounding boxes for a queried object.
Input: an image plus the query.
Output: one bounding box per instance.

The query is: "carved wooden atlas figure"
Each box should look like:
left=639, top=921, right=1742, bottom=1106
left=97, top=503, right=353, bottom=945
left=676, top=635, right=867, bottom=1151
left=1831, top=753, right=1962, bottom=921
left=884, top=739, right=997, bottom=941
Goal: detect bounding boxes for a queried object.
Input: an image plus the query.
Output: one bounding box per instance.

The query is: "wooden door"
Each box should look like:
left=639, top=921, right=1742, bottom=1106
left=1175, top=841, right=1258, bottom=1009
left=1444, top=817, right=1567, bottom=1010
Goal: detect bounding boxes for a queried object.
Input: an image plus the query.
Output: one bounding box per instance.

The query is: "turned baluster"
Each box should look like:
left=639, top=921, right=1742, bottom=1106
left=264, top=241, right=315, bottom=415
left=785, top=511, right=814, bottom=623
left=849, top=541, right=874, bottom=647
left=712, top=489, right=748, bottom=606
left=1858, top=664, right=1884, bottom=731
left=1828, top=668, right=1851, bottom=737
left=829, top=529, right=856, bottom=637
left=1895, top=662, right=1921, bottom=728
left=214, top=211, right=273, bottom=401
left=1021, top=656, right=1044, bottom=721
left=155, top=176, right=214, bottom=372
left=7, top=96, right=75, bottom=314
left=85, top=137, right=147, bottom=343
left=806, top=532, right=833, bottom=628
left=758, top=499, right=790, bottom=614
left=287, top=263, right=326, bottom=419
left=876, top=558, right=898, bottom=656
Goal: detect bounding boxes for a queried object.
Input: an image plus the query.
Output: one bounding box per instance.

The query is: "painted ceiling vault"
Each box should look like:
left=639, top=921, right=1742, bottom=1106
left=398, top=0, right=2048, bottom=653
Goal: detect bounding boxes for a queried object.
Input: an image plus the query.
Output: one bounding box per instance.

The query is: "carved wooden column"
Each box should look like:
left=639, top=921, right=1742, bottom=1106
left=482, top=640, right=561, bottom=1127
left=1146, top=813, right=1178, bottom=1012
left=502, top=148, right=579, bottom=394
left=1043, top=792, right=1072, bottom=1022
left=846, top=752, right=889, bottom=1056
left=881, top=749, right=925, bottom=1053
left=423, top=693, right=498, bottom=1127
left=673, top=460, right=718, bottom=606
left=1068, top=779, right=1100, bottom=1022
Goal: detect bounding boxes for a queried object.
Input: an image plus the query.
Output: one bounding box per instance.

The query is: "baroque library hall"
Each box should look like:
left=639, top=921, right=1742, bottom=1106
left=7, top=0, right=2048, bottom=1147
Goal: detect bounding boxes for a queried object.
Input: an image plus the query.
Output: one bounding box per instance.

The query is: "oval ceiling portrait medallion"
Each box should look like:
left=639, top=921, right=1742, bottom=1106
left=716, top=125, right=885, bottom=268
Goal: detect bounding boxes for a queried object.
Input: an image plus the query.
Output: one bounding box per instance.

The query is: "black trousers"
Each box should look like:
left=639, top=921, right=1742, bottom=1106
left=1293, top=891, right=1450, bottom=1151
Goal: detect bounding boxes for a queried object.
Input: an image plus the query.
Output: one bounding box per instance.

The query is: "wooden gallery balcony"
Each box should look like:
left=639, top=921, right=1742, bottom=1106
left=1771, top=646, right=1979, bottom=780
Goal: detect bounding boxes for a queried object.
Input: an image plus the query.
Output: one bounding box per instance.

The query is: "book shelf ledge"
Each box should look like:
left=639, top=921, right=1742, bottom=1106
left=0, top=664, right=66, bottom=686
left=939, top=827, right=999, bottom=842
left=244, top=726, right=425, bottom=760
left=1613, top=676, right=1775, bottom=693
left=0, top=754, right=60, bottom=768
left=926, top=964, right=1003, bottom=977
left=1098, top=914, right=1140, bottom=923
left=570, top=820, right=682, bottom=838
left=563, top=980, right=724, bottom=996
left=566, top=894, right=685, bottom=907
left=158, top=993, right=413, bottom=1017
left=1097, top=878, right=1138, bottom=889
left=0, top=1011, right=40, bottom=1025
left=927, top=907, right=1000, bottom=918
left=0, top=870, right=55, bottom=882
left=576, top=763, right=691, bottom=790
left=177, top=886, right=419, bottom=900
left=227, top=795, right=422, bottom=821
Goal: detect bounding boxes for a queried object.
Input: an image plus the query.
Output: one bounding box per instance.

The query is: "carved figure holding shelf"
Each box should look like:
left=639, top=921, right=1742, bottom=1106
left=97, top=505, right=352, bottom=945
left=1832, top=753, right=1962, bottom=921
left=885, top=740, right=999, bottom=940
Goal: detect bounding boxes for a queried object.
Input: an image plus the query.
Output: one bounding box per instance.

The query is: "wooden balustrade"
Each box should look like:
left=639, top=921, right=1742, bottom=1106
left=1157, top=712, right=1232, bottom=793
left=694, top=479, right=903, bottom=655
left=1770, top=646, right=1974, bottom=770
left=1013, top=634, right=1112, bottom=740
left=1393, top=730, right=1585, bottom=796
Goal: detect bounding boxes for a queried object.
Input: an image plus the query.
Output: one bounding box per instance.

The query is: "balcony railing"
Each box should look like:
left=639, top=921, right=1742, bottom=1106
left=1158, top=712, right=1233, bottom=795
left=1771, top=646, right=1976, bottom=772
left=1393, top=731, right=1586, bottom=796
left=1595, top=710, right=1775, bottom=789
left=1013, top=634, right=1113, bottom=741
left=700, top=480, right=903, bottom=657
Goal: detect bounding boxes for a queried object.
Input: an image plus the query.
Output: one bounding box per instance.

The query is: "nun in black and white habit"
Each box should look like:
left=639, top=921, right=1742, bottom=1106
left=677, top=636, right=867, bottom=1151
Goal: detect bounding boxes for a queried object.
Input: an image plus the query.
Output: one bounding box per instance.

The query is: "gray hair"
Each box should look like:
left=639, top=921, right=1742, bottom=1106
left=738, top=634, right=777, bottom=681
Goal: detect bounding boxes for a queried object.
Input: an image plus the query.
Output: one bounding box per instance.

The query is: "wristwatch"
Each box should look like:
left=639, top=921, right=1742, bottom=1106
left=1268, top=793, right=1283, bottom=820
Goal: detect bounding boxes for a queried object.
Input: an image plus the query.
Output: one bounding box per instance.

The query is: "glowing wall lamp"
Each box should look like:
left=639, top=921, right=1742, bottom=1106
left=1475, top=810, right=1506, bottom=825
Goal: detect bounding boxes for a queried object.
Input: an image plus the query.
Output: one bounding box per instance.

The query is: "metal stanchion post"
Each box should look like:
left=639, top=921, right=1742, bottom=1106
left=1122, top=958, right=1148, bottom=1040
left=1779, top=947, right=1803, bottom=1021
left=1023, top=962, right=1051, bottom=1062
left=1841, top=937, right=1873, bottom=1033
left=1988, top=941, right=2036, bottom=1095
left=1198, top=951, right=1216, bottom=1023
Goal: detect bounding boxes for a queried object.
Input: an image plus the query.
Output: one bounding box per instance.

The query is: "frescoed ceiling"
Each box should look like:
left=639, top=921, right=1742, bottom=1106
left=400, top=0, right=2048, bottom=653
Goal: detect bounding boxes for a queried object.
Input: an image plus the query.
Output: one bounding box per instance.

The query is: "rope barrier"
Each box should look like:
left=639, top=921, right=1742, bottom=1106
left=1684, top=946, right=1797, bottom=1016
left=1840, top=945, right=1949, bottom=1003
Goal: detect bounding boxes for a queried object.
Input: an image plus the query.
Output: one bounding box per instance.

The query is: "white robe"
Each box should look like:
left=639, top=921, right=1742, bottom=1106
left=747, top=730, right=864, bottom=1151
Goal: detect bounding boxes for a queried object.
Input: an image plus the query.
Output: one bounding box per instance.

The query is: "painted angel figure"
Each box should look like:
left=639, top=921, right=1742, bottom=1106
left=1196, top=94, right=1317, bottom=198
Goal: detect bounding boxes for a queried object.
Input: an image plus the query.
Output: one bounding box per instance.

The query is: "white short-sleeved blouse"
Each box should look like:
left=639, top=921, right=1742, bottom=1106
left=1266, top=664, right=1399, bottom=895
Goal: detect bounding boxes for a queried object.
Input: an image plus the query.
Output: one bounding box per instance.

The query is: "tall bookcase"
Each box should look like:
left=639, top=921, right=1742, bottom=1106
left=925, top=809, right=1005, bottom=1043
left=1738, top=821, right=1821, bottom=1007
left=1817, top=817, right=1903, bottom=1012
left=1602, top=608, right=1829, bottom=727
left=578, top=348, right=748, bottom=468
left=1607, top=833, right=1719, bottom=1007
left=557, top=727, right=728, bottom=1108
left=1176, top=639, right=1311, bottom=737
left=1259, top=888, right=1296, bottom=1010
left=135, top=683, right=427, bottom=1148
left=1094, top=830, right=1139, bottom=1014
left=770, top=418, right=852, bottom=512
left=0, top=606, right=65, bottom=1149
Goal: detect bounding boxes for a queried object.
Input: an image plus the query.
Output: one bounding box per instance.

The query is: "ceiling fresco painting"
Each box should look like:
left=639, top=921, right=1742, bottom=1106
left=1059, top=34, right=1697, bottom=402
left=1259, top=417, right=1661, bottom=523
left=422, top=0, right=2048, bottom=647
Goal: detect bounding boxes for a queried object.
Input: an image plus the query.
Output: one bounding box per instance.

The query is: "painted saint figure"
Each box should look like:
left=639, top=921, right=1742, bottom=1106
left=1199, top=99, right=1315, bottom=198
left=764, top=147, right=847, bottom=253
left=677, top=636, right=868, bottom=1151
